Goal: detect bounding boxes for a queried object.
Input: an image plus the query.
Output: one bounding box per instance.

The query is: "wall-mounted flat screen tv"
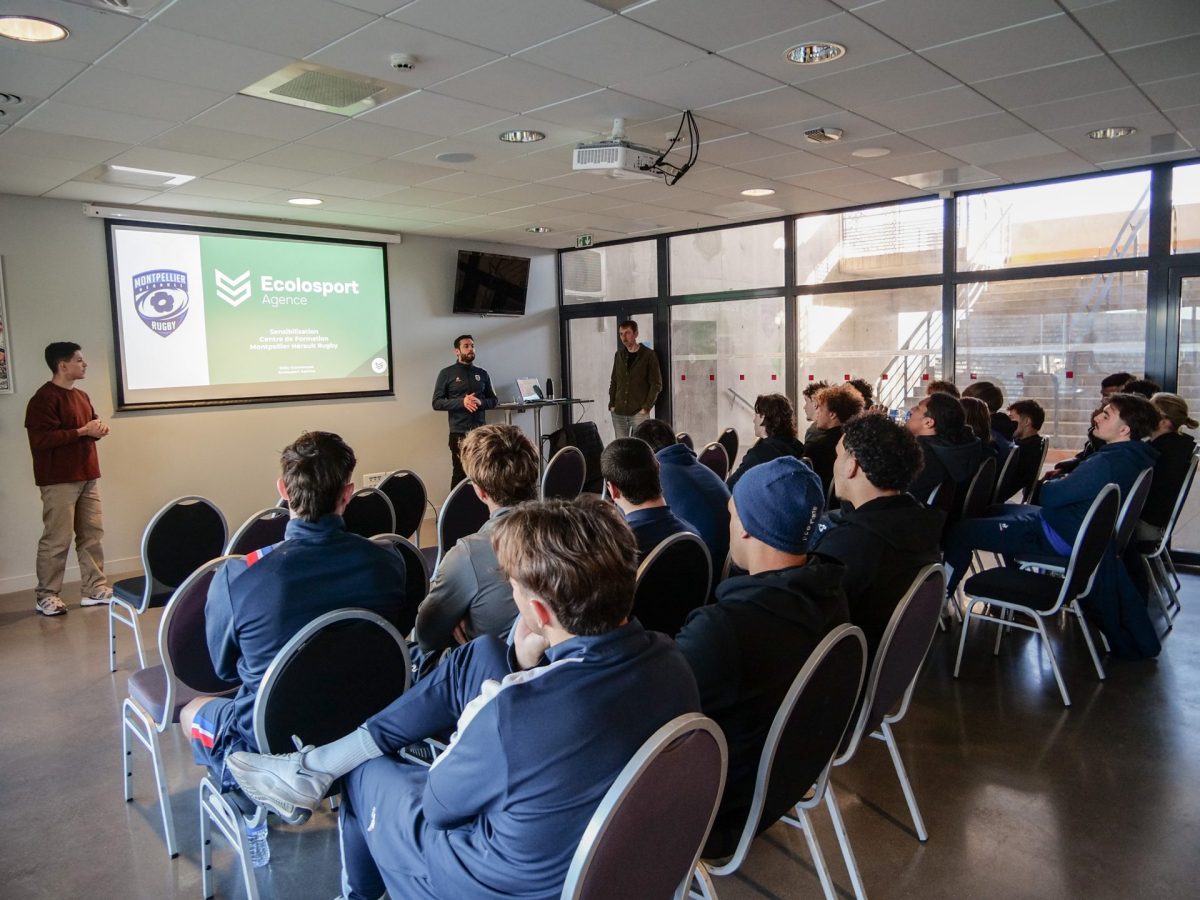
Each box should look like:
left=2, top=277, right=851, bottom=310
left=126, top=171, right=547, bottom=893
left=106, top=220, right=393, bottom=410
left=453, top=250, right=530, bottom=316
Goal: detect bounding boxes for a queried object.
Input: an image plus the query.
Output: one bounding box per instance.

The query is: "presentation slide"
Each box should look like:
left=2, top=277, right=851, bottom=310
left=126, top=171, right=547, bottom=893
left=107, top=222, right=392, bottom=409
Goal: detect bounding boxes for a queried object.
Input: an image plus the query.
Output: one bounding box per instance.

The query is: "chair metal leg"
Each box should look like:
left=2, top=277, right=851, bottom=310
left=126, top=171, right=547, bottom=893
left=1071, top=602, right=1106, bottom=681
left=1165, top=550, right=1182, bottom=591
left=1155, top=555, right=1182, bottom=615
left=993, top=608, right=1010, bottom=656
left=109, top=599, right=147, bottom=671
left=1033, top=615, right=1071, bottom=707
left=821, top=785, right=866, bottom=900
left=796, top=806, right=840, bottom=900
left=686, top=864, right=718, bottom=900
left=199, top=776, right=261, bottom=900
left=122, top=699, right=178, bottom=858
left=877, top=721, right=927, bottom=842
left=1144, top=556, right=1175, bottom=626
left=953, top=602, right=977, bottom=678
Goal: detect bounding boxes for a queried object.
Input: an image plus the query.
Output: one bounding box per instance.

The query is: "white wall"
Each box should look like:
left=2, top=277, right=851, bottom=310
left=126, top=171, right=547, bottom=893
left=0, top=194, right=560, bottom=592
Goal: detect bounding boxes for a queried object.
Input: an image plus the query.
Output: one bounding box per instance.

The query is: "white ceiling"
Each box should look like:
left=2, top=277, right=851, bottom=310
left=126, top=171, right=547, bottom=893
left=0, top=0, right=1197, bottom=249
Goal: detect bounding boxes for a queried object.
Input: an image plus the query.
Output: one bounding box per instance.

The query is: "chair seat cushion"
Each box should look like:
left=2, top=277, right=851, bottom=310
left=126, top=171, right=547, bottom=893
left=962, top=566, right=1065, bottom=613
left=113, top=575, right=172, bottom=609
left=128, top=665, right=204, bottom=725
left=1015, top=552, right=1068, bottom=571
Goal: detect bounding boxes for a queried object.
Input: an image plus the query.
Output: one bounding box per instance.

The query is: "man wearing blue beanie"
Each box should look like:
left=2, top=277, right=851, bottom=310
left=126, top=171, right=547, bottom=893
left=675, top=456, right=849, bottom=858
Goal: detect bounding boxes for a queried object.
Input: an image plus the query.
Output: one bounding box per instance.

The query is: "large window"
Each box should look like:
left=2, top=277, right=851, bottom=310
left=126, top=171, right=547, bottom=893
left=1172, top=162, right=1200, bottom=255
left=796, top=200, right=942, bottom=286
left=1172, top=276, right=1200, bottom=551
left=956, top=171, right=1151, bottom=271
left=670, top=298, right=785, bottom=453
left=561, top=240, right=657, bottom=305
left=669, top=221, right=784, bottom=295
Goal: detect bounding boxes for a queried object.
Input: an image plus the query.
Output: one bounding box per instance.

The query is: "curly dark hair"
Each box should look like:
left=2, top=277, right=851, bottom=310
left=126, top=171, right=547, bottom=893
left=926, top=379, right=960, bottom=398
left=1122, top=378, right=1161, bottom=399
left=1104, top=393, right=1161, bottom=440
left=848, top=378, right=874, bottom=406
left=815, top=384, right=864, bottom=424
left=754, top=393, right=797, bottom=440
left=802, top=380, right=829, bottom=399
left=842, top=413, right=924, bottom=491
left=962, top=380, right=1004, bottom=413
left=630, top=418, right=677, bottom=453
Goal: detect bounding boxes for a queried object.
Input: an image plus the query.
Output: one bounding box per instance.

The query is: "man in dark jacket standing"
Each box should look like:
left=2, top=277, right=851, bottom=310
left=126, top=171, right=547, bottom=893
left=814, top=413, right=944, bottom=663
left=608, top=319, right=661, bottom=438
left=676, top=457, right=848, bottom=858
left=432, top=334, right=498, bottom=489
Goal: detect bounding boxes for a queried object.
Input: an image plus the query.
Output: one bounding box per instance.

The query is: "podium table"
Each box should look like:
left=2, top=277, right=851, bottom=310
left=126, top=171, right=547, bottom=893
left=496, top=398, right=592, bottom=473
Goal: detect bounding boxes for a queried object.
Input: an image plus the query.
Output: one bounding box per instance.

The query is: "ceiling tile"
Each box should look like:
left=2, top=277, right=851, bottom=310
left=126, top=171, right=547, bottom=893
left=148, top=125, right=285, bottom=160
left=19, top=101, right=174, bottom=144
left=432, top=195, right=529, bottom=214
left=189, top=97, right=344, bottom=142
left=0, top=0, right=140, bottom=62
left=853, top=149, right=967, bottom=177
left=1142, top=74, right=1200, bottom=111
left=1111, top=34, right=1200, bottom=83
left=698, top=86, right=839, bottom=132
left=486, top=183, right=583, bottom=205
left=516, top=16, right=705, bottom=84
left=299, top=120, right=440, bottom=156
left=54, top=67, right=225, bottom=121
left=166, top=179, right=282, bottom=201
left=760, top=111, right=894, bottom=149
left=697, top=133, right=798, bottom=165
left=155, top=0, right=376, bottom=58
left=0, top=151, right=86, bottom=195
left=249, top=144, right=380, bottom=175
left=944, top=132, right=1065, bottom=166
left=906, top=113, right=1036, bottom=148
left=533, top=190, right=629, bottom=212
left=613, top=56, right=782, bottom=111
left=294, top=174, right=401, bottom=198
left=309, top=18, right=501, bottom=87
left=851, top=0, right=1061, bottom=51
left=855, top=86, right=1002, bottom=132
left=409, top=171, right=524, bottom=195
left=215, top=162, right=324, bottom=189
left=625, top=0, right=839, bottom=52
left=622, top=115, right=742, bottom=151
left=1167, top=105, right=1200, bottom=131
left=973, top=56, right=1131, bottom=108
left=1073, top=0, right=1200, bottom=53
left=983, top=151, right=1097, bottom=183
left=43, top=181, right=158, bottom=203
left=799, top=132, right=937, bottom=164
left=0, top=127, right=130, bottom=164
left=733, top=149, right=841, bottom=179
left=361, top=90, right=509, bottom=135
left=1014, top=87, right=1157, bottom=131
left=382, top=186, right=478, bottom=206
left=432, top=59, right=601, bottom=114
left=345, top=158, right=456, bottom=185
left=802, top=54, right=958, bottom=107
left=920, top=14, right=1099, bottom=84
left=823, top=180, right=928, bottom=203
left=530, top=90, right=677, bottom=134
left=1046, top=111, right=1183, bottom=163
left=0, top=49, right=86, bottom=99
left=389, top=0, right=610, bottom=54
left=779, top=167, right=890, bottom=190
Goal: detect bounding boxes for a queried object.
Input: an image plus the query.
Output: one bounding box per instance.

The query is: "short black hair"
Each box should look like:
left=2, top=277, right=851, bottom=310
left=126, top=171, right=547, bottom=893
left=1122, top=378, right=1161, bottom=399
left=630, top=418, right=677, bottom=453
left=453, top=334, right=473, bottom=349
left=618, top=319, right=638, bottom=333
left=280, top=431, right=356, bottom=522
left=45, top=342, right=81, bottom=374
left=926, top=379, right=960, bottom=398
left=842, top=412, right=924, bottom=491
left=962, top=381, right=1004, bottom=413
left=601, top=438, right=662, bottom=504
left=1100, top=371, right=1134, bottom=390
left=1104, top=393, right=1161, bottom=440
left=755, top=393, right=797, bottom=440
left=848, top=378, right=874, bottom=406
left=924, top=392, right=973, bottom=443
left=1007, top=399, right=1045, bottom=430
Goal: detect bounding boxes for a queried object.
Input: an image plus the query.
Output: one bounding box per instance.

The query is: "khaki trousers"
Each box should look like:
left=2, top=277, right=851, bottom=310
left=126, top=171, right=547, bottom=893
left=36, top=480, right=107, bottom=600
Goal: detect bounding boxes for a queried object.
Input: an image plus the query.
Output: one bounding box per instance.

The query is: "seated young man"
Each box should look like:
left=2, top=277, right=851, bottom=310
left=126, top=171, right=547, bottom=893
left=181, top=431, right=407, bottom=789
left=1000, top=399, right=1046, bottom=501
left=601, top=437, right=696, bottom=559
left=801, top=379, right=829, bottom=442
left=812, top=413, right=944, bottom=663
left=228, top=496, right=700, bottom=900
left=632, top=418, right=731, bottom=572
left=905, top=391, right=984, bottom=505
left=726, top=393, right=805, bottom=490
left=675, top=457, right=848, bottom=857
left=413, top=423, right=538, bottom=658
left=805, top=383, right=864, bottom=499
left=1048, top=371, right=1132, bottom=477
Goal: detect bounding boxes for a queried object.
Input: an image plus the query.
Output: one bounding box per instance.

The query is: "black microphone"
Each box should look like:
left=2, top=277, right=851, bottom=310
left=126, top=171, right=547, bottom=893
left=546, top=377, right=554, bottom=398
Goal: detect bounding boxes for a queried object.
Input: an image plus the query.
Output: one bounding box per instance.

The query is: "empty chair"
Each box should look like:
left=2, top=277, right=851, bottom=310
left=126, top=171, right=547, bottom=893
left=377, top=469, right=429, bottom=543
left=676, top=432, right=695, bottom=451
left=542, top=445, right=587, bottom=500
left=200, top=609, right=411, bottom=900
left=954, top=484, right=1120, bottom=706
left=432, top=477, right=490, bottom=574
left=717, top=428, right=739, bottom=470
left=691, top=625, right=867, bottom=900
left=122, top=556, right=240, bottom=858
left=698, top=442, right=729, bottom=481
left=224, top=506, right=290, bottom=556
left=110, top=495, right=227, bottom=672
left=632, top=532, right=711, bottom=637
left=370, top=533, right=430, bottom=637
left=342, top=486, right=396, bottom=538
left=822, top=565, right=946, bottom=899
left=561, top=713, right=727, bottom=900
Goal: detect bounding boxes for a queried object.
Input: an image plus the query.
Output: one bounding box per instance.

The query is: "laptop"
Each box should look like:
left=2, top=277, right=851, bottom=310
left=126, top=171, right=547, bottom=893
left=516, top=377, right=545, bottom=403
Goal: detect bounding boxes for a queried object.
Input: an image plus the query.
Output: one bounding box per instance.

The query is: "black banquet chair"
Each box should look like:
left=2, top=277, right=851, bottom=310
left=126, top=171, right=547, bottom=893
left=432, top=478, right=490, bottom=574
left=370, top=533, right=430, bottom=637
left=542, top=445, right=587, bottom=500
left=342, top=486, right=396, bottom=538
left=698, top=442, right=729, bottom=481
left=717, top=428, right=739, bottom=470
left=110, top=495, right=227, bottom=672
left=1139, top=454, right=1200, bottom=621
left=200, top=609, right=411, bottom=900
left=377, top=469, right=430, bottom=544
left=561, top=713, right=727, bottom=900
left=632, top=532, right=711, bottom=637
left=224, top=506, right=290, bottom=556
left=676, top=432, right=695, bottom=451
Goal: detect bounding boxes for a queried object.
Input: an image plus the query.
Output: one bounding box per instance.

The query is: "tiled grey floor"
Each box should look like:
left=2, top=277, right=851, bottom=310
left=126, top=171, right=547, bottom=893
left=1, top=573, right=1196, bottom=899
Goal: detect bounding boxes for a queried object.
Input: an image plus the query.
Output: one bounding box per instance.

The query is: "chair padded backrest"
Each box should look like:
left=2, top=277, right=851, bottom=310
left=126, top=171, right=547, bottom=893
left=438, top=478, right=490, bottom=559
left=145, top=496, right=228, bottom=592
left=1155, top=453, right=1200, bottom=553
left=839, top=565, right=945, bottom=761
left=926, top=478, right=957, bottom=517
left=960, top=455, right=997, bottom=520
left=992, top=444, right=1020, bottom=503
left=1115, top=468, right=1154, bottom=557
left=254, top=609, right=410, bottom=753
left=162, top=556, right=243, bottom=696
left=718, top=428, right=739, bottom=470
left=343, top=487, right=396, bottom=538
left=698, top=442, right=729, bottom=481
left=633, top=533, right=711, bottom=636
left=676, top=432, right=695, bottom=451
left=561, top=714, right=727, bottom=900
left=378, top=470, right=428, bottom=540
left=743, top=625, right=866, bottom=848
left=225, top=507, right=289, bottom=556
left=1063, top=484, right=1121, bottom=602
left=370, top=533, right=428, bottom=637
left=1022, top=437, right=1050, bottom=502
left=542, top=446, right=587, bottom=501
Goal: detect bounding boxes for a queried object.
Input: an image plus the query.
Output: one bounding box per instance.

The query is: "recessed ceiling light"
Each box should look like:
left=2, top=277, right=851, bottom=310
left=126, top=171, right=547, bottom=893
left=100, top=165, right=195, bottom=188
left=526, top=225, right=552, bottom=234
left=1088, top=126, right=1137, bottom=140
left=499, top=130, right=546, bottom=143
left=784, top=41, right=845, bottom=65
left=0, top=16, right=69, bottom=42
left=741, top=188, right=776, bottom=197
left=436, top=151, right=476, bottom=163
left=851, top=147, right=892, bottom=158
left=288, top=197, right=323, bottom=206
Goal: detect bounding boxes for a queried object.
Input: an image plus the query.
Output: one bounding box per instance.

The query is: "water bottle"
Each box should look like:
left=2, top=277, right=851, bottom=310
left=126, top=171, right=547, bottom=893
left=546, top=377, right=554, bottom=398
left=246, top=816, right=270, bottom=868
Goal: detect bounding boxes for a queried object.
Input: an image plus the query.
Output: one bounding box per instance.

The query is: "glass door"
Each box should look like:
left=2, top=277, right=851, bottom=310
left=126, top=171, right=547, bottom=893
left=567, top=309, right=657, bottom=446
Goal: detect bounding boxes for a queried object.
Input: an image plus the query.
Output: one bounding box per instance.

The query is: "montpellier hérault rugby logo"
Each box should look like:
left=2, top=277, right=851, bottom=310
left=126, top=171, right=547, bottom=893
left=133, top=269, right=189, bottom=337
left=215, top=269, right=252, bottom=307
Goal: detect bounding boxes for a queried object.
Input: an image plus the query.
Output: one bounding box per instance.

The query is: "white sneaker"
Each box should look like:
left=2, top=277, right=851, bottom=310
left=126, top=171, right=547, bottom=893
left=80, top=587, right=113, bottom=607
left=36, top=596, right=67, bottom=616
left=227, top=739, right=332, bottom=826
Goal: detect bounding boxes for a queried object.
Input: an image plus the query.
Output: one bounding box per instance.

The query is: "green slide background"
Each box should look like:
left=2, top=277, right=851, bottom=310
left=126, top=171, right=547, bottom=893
left=199, top=236, right=388, bottom=384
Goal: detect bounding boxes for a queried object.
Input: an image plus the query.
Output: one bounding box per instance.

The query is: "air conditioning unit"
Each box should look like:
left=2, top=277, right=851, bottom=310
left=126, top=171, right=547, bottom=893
left=572, top=141, right=662, bottom=180
left=562, top=249, right=606, bottom=300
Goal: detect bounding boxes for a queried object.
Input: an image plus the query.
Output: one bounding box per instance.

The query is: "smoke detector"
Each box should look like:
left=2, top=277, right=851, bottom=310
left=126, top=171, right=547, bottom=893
left=804, top=127, right=843, bottom=144
left=390, top=53, right=418, bottom=70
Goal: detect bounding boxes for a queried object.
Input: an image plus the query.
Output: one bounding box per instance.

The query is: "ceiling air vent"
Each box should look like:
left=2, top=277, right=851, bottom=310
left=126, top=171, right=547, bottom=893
left=241, top=63, right=412, bottom=117
left=804, top=127, right=844, bottom=144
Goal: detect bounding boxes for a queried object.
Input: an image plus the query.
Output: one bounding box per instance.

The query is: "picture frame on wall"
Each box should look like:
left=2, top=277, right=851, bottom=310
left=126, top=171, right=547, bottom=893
left=0, top=257, right=11, bottom=395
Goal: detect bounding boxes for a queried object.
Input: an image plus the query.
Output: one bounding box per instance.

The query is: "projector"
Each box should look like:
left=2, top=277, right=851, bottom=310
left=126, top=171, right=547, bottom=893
left=572, top=140, right=663, bottom=180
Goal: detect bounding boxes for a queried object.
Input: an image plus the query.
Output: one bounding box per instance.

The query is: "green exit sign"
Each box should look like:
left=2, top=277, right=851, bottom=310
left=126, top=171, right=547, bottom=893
left=575, top=233, right=593, bottom=248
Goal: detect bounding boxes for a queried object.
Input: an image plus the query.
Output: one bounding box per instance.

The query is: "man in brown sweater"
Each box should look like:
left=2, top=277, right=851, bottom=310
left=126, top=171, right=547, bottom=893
left=24, top=342, right=112, bottom=616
